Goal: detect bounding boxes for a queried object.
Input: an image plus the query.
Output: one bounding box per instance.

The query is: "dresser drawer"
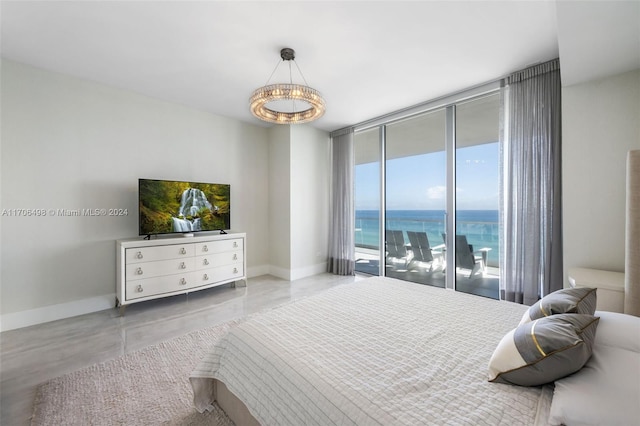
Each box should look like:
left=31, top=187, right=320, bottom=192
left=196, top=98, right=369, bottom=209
left=125, top=244, right=195, bottom=264
left=126, top=258, right=195, bottom=281
left=195, top=250, right=243, bottom=270
left=195, top=238, right=243, bottom=255
left=117, top=233, right=247, bottom=311
left=195, top=264, right=245, bottom=285
left=125, top=272, right=196, bottom=300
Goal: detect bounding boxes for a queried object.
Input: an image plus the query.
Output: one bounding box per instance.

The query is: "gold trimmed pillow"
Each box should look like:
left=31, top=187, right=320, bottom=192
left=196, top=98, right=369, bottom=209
left=519, top=287, right=597, bottom=325
left=488, top=313, right=599, bottom=386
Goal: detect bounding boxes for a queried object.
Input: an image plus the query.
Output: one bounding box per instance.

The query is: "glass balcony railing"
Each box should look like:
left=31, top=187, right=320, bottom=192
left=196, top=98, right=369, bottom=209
left=355, top=213, right=499, bottom=267
left=355, top=214, right=500, bottom=299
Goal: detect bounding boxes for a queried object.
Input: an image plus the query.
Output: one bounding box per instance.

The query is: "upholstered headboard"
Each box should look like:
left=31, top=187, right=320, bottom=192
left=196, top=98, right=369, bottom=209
left=625, top=150, right=640, bottom=316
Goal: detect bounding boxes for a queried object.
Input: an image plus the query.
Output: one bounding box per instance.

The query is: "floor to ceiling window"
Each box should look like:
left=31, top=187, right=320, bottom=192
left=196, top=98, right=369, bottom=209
left=385, top=109, right=446, bottom=286
left=354, top=88, right=501, bottom=299
left=354, top=128, right=381, bottom=276
left=454, top=94, right=500, bottom=299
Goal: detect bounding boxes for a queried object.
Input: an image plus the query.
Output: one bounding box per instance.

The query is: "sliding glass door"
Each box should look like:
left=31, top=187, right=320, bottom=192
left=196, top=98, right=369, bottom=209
left=353, top=90, right=502, bottom=299
left=454, top=94, right=501, bottom=298
left=354, top=128, right=381, bottom=275
left=385, top=110, right=446, bottom=286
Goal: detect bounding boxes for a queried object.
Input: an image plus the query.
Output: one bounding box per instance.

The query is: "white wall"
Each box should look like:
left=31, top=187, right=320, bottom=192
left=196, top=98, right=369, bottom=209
left=267, top=125, right=292, bottom=277
left=290, top=126, right=330, bottom=279
left=267, top=125, right=331, bottom=280
left=1, top=60, right=270, bottom=329
left=562, top=69, right=640, bottom=278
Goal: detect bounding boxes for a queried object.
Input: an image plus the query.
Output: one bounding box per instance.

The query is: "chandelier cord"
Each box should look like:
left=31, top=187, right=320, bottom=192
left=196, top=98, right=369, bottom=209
left=288, top=61, right=297, bottom=112
left=292, top=60, right=310, bottom=87
left=288, top=61, right=293, bottom=84
left=263, top=58, right=282, bottom=86
left=265, top=55, right=310, bottom=88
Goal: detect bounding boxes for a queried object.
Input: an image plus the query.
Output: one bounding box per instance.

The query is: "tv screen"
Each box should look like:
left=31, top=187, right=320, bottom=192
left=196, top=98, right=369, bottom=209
left=138, top=178, right=230, bottom=236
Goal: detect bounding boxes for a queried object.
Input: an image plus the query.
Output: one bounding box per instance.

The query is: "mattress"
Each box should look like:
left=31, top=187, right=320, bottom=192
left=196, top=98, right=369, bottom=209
left=190, top=276, right=553, bottom=425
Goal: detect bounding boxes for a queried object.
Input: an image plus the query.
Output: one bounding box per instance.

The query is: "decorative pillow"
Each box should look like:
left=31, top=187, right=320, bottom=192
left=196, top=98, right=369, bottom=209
left=549, top=312, right=640, bottom=425
left=488, top=313, right=599, bottom=386
left=519, top=287, right=597, bottom=325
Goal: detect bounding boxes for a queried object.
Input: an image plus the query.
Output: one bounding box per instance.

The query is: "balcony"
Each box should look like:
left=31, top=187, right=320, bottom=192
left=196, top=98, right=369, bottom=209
left=354, top=212, right=500, bottom=299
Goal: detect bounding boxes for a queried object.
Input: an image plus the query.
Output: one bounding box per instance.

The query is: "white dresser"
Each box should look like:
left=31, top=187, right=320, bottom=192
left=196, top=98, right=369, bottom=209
left=116, top=232, right=246, bottom=312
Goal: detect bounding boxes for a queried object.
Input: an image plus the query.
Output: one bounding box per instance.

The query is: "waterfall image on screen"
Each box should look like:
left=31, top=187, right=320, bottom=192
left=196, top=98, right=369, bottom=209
left=172, top=188, right=213, bottom=232
left=139, top=179, right=230, bottom=236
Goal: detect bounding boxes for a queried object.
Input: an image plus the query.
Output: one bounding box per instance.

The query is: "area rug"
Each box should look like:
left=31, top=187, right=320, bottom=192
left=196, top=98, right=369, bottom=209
left=31, top=321, right=238, bottom=425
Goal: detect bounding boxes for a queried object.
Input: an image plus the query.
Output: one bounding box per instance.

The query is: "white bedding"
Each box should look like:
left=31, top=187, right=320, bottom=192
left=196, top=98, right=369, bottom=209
left=190, top=276, right=553, bottom=425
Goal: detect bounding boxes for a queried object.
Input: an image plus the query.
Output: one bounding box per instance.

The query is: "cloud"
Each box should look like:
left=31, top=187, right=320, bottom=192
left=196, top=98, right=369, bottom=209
left=426, top=185, right=446, bottom=199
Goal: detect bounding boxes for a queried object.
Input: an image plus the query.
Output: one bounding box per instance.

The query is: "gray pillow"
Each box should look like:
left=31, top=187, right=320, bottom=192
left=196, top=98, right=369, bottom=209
left=488, top=313, right=599, bottom=386
left=520, top=287, right=597, bottom=325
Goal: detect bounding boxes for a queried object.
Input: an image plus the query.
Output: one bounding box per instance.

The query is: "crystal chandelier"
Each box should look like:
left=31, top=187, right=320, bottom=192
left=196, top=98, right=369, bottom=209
left=250, top=48, right=326, bottom=124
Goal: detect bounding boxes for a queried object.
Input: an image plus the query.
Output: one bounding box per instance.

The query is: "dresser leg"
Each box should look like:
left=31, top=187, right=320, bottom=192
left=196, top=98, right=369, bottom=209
left=115, top=298, right=126, bottom=316
left=231, top=279, right=247, bottom=288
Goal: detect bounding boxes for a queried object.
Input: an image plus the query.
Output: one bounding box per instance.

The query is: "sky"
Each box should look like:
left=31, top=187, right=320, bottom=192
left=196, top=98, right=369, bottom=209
left=355, top=142, right=500, bottom=211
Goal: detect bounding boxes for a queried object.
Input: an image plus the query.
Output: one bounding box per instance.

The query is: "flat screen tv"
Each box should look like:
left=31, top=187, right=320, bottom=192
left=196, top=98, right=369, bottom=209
left=138, top=178, right=230, bottom=236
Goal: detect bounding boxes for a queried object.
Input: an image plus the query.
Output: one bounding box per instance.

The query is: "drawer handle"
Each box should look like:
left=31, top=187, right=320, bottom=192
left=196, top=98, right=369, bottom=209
left=180, top=247, right=187, bottom=255
left=136, top=284, right=143, bottom=293
left=203, top=259, right=209, bottom=266
left=233, top=267, right=238, bottom=274
left=136, top=251, right=143, bottom=259
left=233, top=253, right=238, bottom=260
left=233, top=241, right=238, bottom=248
left=180, top=278, right=187, bottom=285
left=180, top=262, right=186, bottom=269
left=203, top=245, right=208, bottom=252
left=203, top=274, right=209, bottom=280
left=136, top=267, right=143, bottom=275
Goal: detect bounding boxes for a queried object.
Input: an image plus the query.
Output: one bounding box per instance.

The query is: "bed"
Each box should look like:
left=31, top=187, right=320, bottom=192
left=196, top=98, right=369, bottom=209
left=191, top=277, right=552, bottom=425
left=190, top=276, right=639, bottom=425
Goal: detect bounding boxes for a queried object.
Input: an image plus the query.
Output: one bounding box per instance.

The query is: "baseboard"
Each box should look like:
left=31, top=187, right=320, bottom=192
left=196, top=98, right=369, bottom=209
left=269, top=262, right=327, bottom=281
left=247, top=264, right=270, bottom=278
left=0, top=293, right=116, bottom=332
left=290, top=262, right=327, bottom=281
left=1, top=264, right=327, bottom=331
left=268, top=265, right=292, bottom=280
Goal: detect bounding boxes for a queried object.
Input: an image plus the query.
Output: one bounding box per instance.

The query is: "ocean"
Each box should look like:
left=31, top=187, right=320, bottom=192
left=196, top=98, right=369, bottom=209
left=355, top=209, right=499, bottom=265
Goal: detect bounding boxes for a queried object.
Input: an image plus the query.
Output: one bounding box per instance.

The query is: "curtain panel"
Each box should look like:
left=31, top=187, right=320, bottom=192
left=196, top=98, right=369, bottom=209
left=500, top=58, right=563, bottom=305
left=625, top=150, right=640, bottom=316
left=327, top=129, right=355, bottom=275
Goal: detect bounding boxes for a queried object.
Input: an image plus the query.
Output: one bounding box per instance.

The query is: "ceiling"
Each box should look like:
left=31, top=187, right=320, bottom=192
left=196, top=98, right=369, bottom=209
left=1, top=1, right=638, bottom=133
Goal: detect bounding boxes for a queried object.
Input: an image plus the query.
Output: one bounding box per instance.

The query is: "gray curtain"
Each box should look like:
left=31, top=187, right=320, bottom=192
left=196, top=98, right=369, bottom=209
left=327, top=129, right=355, bottom=275
left=500, top=59, right=563, bottom=305
left=625, top=150, right=640, bottom=316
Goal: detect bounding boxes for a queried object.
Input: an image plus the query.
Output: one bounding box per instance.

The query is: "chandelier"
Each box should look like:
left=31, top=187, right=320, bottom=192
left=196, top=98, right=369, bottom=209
left=250, top=48, right=326, bottom=124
